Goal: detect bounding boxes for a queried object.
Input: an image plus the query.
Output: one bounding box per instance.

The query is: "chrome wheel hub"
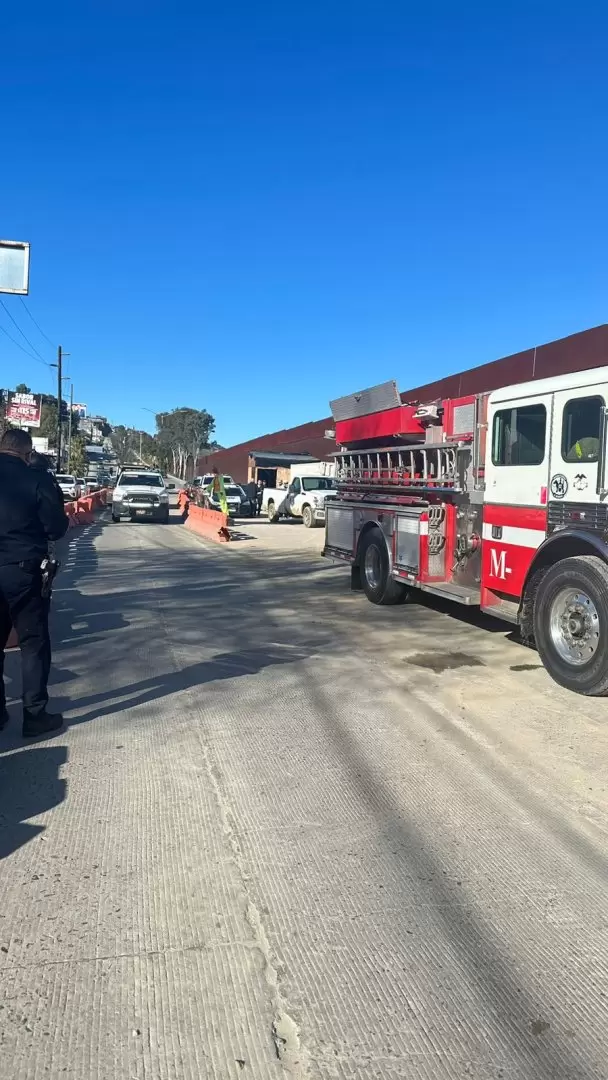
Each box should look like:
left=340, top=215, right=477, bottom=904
left=549, top=588, right=600, bottom=666
left=364, top=545, right=382, bottom=590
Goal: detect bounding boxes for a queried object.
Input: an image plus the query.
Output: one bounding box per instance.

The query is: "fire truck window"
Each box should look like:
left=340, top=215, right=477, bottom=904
left=561, top=396, right=603, bottom=463
left=492, top=403, right=546, bottom=466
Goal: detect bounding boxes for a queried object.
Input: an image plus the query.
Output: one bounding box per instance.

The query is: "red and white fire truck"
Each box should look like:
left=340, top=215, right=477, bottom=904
left=323, top=342, right=608, bottom=695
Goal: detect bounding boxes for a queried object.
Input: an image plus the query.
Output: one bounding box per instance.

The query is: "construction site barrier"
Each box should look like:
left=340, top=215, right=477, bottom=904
left=183, top=500, right=231, bottom=543
left=64, top=488, right=108, bottom=528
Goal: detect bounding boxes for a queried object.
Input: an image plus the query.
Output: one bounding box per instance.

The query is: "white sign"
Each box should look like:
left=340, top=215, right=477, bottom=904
left=32, top=436, right=49, bottom=454
left=0, top=240, right=30, bottom=295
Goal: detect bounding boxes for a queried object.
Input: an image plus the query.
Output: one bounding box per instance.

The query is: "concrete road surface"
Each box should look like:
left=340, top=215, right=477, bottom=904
left=1, top=501, right=608, bottom=1079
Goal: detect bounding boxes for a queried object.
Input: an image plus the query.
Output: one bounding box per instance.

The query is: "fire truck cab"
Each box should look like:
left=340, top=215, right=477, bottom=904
left=323, top=369, right=608, bottom=695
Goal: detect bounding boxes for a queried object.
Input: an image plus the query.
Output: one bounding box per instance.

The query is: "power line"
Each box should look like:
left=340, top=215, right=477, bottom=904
left=0, top=321, right=50, bottom=366
left=18, top=297, right=56, bottom=349
left=0, top=298, right=49, bottom=364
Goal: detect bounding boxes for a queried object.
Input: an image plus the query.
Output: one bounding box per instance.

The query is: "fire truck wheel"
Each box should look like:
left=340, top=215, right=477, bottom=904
left=359, top=527, right=407, bottom=605
left=533, top=555, right=608, bottom=695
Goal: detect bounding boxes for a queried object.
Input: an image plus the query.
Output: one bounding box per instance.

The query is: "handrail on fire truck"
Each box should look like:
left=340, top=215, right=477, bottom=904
left=334, top=442, right=464, bottom=491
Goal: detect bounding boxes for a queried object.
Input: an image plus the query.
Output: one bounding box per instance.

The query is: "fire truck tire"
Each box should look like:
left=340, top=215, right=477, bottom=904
left=533, top=555, right=608, bottom=695
left=359, top=527, right=407, bottom=605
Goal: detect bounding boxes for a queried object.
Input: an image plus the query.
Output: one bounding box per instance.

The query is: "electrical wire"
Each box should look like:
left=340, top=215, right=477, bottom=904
left=0, top=298, right=49, bottom=364
left=0, top=322, right=51, bottom=366
left=18, top=297, right=56, bottom=348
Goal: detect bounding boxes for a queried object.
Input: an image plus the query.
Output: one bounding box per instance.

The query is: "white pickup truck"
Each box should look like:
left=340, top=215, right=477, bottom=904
left=263, top=473, right=337, bottom=528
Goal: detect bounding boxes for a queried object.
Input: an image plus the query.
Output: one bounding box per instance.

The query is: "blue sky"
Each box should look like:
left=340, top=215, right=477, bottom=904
left=1, top=3, right=607, bottom=444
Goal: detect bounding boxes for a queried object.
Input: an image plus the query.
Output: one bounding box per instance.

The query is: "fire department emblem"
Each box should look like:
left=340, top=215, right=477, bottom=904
left=573, top=473, right=588, bottom=491
left=550, top=474, right=568, bottom=499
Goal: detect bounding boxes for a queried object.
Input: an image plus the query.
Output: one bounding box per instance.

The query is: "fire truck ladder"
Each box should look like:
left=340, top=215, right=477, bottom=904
left=335, top=443, right=462, bottom=492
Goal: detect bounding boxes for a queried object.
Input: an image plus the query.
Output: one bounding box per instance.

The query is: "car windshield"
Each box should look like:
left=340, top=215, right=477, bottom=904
left=301, top=477, right=335, bottom=491
left=226, top=486, right=242, bottom=497
left=56, top=475, right=76, bottom=484
left=118, top=473, right=163, bottom=487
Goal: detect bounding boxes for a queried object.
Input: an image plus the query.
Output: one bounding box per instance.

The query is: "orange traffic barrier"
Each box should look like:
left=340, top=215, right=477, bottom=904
left=184, top=502, right=231, bottom=543
left=65, top=488, right=109, bottom=529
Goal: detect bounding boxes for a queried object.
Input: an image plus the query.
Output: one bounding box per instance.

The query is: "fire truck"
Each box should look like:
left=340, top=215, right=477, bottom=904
left=323, top=330, right=608, bottom=695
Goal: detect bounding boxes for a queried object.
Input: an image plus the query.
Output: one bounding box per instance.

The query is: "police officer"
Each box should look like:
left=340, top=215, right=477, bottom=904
left=29, top=451, right=65, bottom=510
left=0, top=428, right=69, bottom=737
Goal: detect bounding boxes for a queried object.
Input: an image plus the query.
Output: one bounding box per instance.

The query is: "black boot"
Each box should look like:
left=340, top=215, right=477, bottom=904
left=22, top=711, right=64, bottom=738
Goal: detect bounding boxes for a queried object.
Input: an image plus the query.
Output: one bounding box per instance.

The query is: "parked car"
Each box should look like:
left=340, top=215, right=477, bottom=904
left=262, top=473, right=337, bottom=528
left=111, top=470, right=174, bottom=523
left=56, top=474, right=81, bottom=501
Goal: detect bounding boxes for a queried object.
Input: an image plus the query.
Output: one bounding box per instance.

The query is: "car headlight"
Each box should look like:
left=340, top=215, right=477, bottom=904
left=159, top=493, right=169, bottom=501
left=312, top=495, right=321, bottom=506
left=113, top=490, right=124, bottom=501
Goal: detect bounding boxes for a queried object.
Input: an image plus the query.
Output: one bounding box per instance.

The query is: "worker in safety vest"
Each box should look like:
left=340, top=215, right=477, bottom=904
left=565, top=436, right=600, bottom=462
left=205, top=467, right=228, bottom=515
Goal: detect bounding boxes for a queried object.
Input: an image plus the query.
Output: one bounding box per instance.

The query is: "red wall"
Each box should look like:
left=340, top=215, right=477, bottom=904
left=197, top=417, right=333, bottom=482
left=198, top=324, right=608, bottom=479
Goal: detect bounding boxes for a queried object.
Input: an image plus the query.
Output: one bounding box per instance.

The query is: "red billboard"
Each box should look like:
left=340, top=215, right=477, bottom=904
left=5, top=390, right=42, bottom=428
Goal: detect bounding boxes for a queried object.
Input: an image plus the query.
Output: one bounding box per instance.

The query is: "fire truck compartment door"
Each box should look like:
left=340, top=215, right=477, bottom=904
left=550, top=382, right=608, bottom=503
left=395, top=510, right=425, bottom=572
left=326, top=503, right=355, bottom=553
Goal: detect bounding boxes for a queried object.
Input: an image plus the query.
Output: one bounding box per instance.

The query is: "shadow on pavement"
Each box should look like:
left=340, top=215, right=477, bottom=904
left=0, top=745, right=68, bottom=859
left=309, top=678, right=599, bottom=1080
left=60, top=646, right=310, bottom=727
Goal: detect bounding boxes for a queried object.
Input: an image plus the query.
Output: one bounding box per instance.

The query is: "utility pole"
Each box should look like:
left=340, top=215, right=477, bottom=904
left=56, top=345, right=63, bottom=470
left=67, top=382, right=74, bottom=472
left=139, top=430, right=143, bottom=461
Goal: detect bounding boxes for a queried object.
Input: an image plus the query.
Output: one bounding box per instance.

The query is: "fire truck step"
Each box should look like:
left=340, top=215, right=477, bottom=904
left=419, top=581, right=479, bottom=605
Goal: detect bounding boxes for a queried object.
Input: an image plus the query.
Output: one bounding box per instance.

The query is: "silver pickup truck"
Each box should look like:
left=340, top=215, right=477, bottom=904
left=111, top=469, right=174, bottom=523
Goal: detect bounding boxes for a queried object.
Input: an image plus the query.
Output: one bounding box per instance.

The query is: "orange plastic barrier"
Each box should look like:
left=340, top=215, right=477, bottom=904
left=184, top=502, right=231, bottom=543
left=65, top=488, right=108, bottom=528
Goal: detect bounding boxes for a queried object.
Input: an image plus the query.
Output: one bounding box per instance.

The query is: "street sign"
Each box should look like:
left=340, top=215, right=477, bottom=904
left=0, top=240, right=30, bottom=294
left=5, top=390, right=41, bottom=427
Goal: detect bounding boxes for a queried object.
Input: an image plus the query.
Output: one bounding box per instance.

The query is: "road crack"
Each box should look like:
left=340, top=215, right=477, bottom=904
left=201, top=745, right=310, bottom=1077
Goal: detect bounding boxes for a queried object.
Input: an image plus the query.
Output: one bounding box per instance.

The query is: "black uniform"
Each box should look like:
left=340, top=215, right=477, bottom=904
left=0, top=453, right=69, bottom=719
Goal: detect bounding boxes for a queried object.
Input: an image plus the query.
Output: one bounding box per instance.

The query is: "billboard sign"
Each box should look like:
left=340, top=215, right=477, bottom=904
left=72, top=402, right=87, bottom=418
left=5, top=390, right=42, bottom=428
left=0, top=240, right=30, bottom=295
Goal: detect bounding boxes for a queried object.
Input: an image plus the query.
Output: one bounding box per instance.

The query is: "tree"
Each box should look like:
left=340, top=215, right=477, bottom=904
left=39, top=401, right=59, bottom=445
left=69, top=434, right=87, bottom=477
left=15, top=383, right=31, bottom=393
left=110, top=425, right=136, bottom=461
left=154, top=407, right=215, bottom=478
